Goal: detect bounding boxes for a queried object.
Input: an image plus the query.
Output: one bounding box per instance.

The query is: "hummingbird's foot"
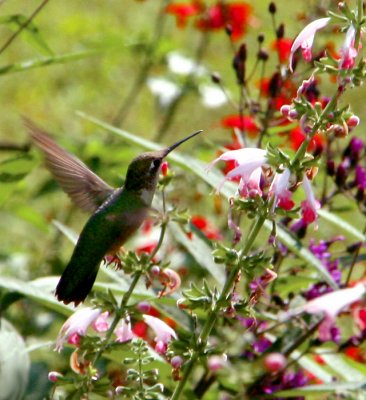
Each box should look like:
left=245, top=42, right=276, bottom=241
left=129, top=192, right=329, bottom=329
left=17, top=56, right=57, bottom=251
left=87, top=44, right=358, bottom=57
left=103, top=254, right=122, bottom=269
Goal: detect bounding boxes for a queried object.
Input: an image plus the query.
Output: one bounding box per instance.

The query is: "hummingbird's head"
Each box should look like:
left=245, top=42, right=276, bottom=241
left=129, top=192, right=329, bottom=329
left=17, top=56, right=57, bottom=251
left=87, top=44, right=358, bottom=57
left=124, top=151, right=166, bottom=192
left=124, top=129, right=203, bottom=193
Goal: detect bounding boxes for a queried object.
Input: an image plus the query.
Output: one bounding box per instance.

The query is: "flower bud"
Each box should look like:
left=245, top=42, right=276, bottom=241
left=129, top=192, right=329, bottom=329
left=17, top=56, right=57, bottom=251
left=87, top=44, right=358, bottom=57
left=137, top=301, right=151, bottom=313
left=347, top=115, right=360, bottom=128
left=151, top=266, right=161, bottom=276
left=161, top=161, right=169, bottom=177
left=171, top=355, right=184, bottom=369
left=269, top=2, right=276, bottom=14
left=211, top=72, right=221, bottom=84
left=264, top=353, right=286, bottom=372
left=48, top=371, right=63, bottom=382
left=288, top=109, right=299, bottom=120
left=280, top=104, right=291, bottom=118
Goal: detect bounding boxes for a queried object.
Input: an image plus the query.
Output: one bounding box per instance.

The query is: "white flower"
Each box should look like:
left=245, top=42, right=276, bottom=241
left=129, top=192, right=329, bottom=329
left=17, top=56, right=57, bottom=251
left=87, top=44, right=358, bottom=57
left=208, top=148, right=268, bottom=195
left=143, top=315, right=177, bottom=343
left=199, top=84, right=227, bottom=108
left=167, top=52, right=206, bottom=76
left=289, top=17, right=331, bottom=71
left=143, top=314, right=177, bottom=353
left=339, top=25, right=358, bottom=69
left=301, top=175, right=320, bottom=225
left=147, top=77, right=181, bottom=107
left=114, top=318, right=134, bottom=343
left=285, top=283, right=366, bottom=341
left=55, top=307, right=102, bottom=351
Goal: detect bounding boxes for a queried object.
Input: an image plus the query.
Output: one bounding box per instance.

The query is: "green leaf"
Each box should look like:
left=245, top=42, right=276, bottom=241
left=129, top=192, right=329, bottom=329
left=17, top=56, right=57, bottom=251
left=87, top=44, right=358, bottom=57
left=320, top=353, right=366, bottom=381
left=169, top=222, right=225, bottom=287
left=0, top=319, right=30, bottom=400
left=0, top=276, right=72, bottom=316
left=317, top=209, right=366, bottom=241
left=0, top=14, right=53, bottom=56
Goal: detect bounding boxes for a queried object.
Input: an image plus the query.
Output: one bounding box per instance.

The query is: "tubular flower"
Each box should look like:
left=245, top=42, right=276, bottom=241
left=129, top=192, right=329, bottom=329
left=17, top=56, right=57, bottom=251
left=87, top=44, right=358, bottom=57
left=269, top=168, right=295, bottom=211
left=143, top=315, right=177, bottom=354
left=285, top=283, right=366, bottom=342
left=208, top=148, right=267, bottom=195
left=56, top=307, right=102, bottom=352
left=289, top=17, right=330, bottom=71
left=301, top=175, right=320, bottom=225
left=339, top=25, right=359, bottom=69
left=114, top=318, right=134, bottom=343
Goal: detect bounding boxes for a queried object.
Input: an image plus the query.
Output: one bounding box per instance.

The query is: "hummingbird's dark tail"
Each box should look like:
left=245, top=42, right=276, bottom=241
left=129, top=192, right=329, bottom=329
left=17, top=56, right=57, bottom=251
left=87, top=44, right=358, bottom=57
left=55, top=259, right=100, bottom=306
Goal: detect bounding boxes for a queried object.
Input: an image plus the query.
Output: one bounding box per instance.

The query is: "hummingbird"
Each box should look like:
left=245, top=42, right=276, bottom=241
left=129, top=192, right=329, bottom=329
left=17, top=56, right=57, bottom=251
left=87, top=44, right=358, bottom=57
left=24, top=118, right=203, bottom=305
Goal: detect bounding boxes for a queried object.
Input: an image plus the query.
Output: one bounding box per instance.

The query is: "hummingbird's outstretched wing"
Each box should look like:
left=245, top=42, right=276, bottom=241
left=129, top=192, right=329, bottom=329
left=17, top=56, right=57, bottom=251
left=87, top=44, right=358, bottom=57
left=24, top=117, right=115, bottom=213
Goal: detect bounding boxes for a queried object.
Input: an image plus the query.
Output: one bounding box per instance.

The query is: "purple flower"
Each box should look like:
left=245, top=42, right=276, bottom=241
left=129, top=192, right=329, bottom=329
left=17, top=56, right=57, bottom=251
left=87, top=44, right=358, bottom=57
left=355, top=165, right=366, bottom=189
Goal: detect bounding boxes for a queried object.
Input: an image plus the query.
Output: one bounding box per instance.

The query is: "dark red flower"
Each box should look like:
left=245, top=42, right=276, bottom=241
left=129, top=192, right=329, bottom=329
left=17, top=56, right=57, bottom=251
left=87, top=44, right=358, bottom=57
left=196, top=2, right=252, bottom=41
left=165, top=2, right=201, bottom=28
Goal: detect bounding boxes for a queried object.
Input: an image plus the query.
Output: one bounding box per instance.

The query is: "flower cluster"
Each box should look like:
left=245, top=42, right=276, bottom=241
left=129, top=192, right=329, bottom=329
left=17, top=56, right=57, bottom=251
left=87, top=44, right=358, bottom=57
left=166, top=1, right=253, bottom=41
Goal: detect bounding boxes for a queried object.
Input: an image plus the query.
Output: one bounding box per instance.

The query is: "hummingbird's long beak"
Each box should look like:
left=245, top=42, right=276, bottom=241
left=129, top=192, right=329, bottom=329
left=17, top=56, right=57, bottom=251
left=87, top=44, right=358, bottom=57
left=163, top=130, right=203, bottom=157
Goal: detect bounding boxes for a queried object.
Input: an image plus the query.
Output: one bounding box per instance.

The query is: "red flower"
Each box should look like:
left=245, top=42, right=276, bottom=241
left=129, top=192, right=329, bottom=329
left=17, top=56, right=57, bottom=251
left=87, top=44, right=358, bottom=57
left=191, top=215, right=222, bottom=240
left=289, top=126, right=324, bottom=153
left=272, top=38, right=293, bottom=64
left=345, top=346, right=366, bottom=363
left=221, top=114, right=259, bottom=137
left=165, top=2, right=201, bottom=28
left=196, top=2, right=252, bottom=41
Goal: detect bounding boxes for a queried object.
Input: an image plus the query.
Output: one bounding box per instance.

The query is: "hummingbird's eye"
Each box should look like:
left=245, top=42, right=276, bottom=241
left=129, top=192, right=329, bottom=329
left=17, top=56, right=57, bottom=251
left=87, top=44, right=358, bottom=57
left=149, top=159, right=161, bottom=173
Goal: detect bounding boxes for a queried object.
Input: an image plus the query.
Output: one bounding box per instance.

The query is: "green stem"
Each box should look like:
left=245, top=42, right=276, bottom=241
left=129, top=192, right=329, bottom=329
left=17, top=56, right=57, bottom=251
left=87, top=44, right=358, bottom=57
left=291, top=89, right=339, bottom=167
left=171, top=212, right=267, bottom=400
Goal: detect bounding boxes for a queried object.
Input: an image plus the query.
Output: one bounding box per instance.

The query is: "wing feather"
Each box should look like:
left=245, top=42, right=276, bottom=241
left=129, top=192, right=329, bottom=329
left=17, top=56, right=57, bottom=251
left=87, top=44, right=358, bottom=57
left=24, top=117, right=115, bottom=213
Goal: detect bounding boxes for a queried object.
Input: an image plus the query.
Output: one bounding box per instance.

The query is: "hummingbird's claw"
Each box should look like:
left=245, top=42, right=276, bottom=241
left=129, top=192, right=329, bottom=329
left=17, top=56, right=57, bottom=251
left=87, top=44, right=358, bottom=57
left=103, top=254, right=122, bottom=269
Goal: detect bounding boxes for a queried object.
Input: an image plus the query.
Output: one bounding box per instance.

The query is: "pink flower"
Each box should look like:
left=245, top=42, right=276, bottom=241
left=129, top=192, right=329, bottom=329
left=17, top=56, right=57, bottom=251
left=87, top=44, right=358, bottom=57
left=114, top=318, right=134, bottom=343
left=269, top=168, right=295, bottom=211
left=264, top=353, right=287, bottom=372
left=301, top=175, right=320, bottom=225
left=208, top=148, right=267, bottom=195
left=207, top=354, right=228, bottom=371
left=143, top=315, right=177, bottom=354
left=339, top=25, right=359, bottom=69
left=92, top=311, right=110, bottom=332
left=289, top=17, right=330, bottom=71
left=289, top=283, right=366, bottom=341
left=56, top=307, right=102, bottom=351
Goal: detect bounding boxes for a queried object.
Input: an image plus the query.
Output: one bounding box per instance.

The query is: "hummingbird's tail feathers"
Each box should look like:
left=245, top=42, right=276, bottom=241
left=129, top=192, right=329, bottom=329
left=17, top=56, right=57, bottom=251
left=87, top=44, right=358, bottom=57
left=55, top=260, right=100, bottom=306
left=23, top=117, right=115, bottom=214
